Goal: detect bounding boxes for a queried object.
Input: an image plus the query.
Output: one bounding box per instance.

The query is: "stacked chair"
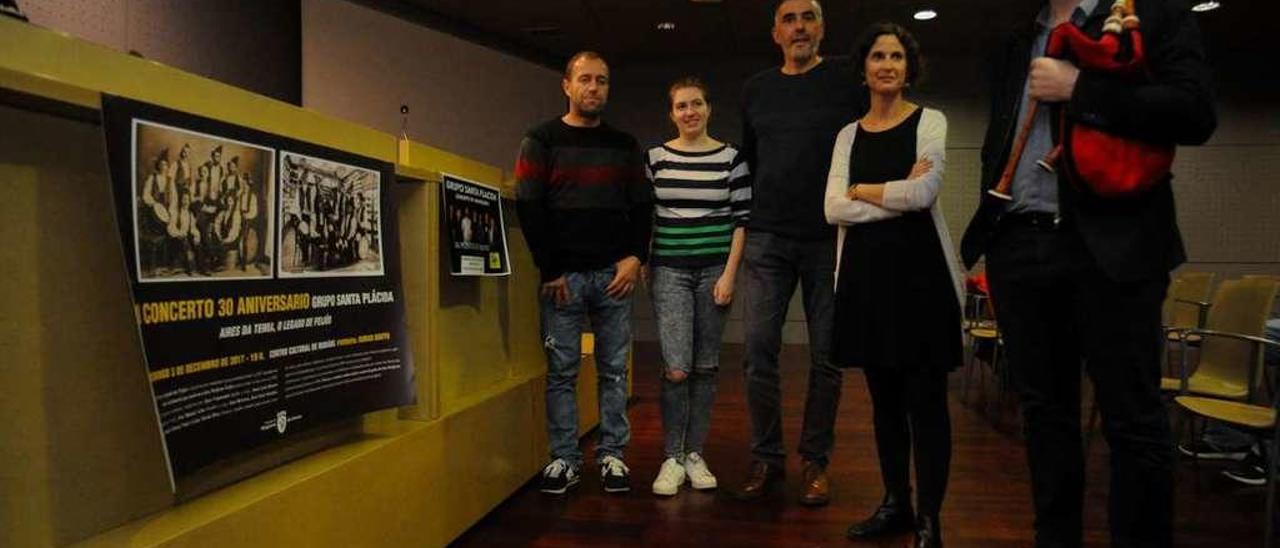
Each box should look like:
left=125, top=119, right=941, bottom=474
left=1168, top=276, right=1280, bottom=545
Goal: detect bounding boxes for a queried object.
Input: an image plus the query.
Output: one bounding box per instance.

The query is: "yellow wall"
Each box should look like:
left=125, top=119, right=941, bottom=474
left=0, top=103, right=174, bottom=546
left=0, top=18, right=606, bottom=547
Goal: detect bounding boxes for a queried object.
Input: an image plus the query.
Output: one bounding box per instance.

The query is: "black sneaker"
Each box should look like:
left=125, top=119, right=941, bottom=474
left=1222, top=448, right=1268, bottom=486
left=539, top=458, right=581, bottom=494
left=599, top=455, right=631, bottom=493
left=1178, top=440, right=1251, bottom=461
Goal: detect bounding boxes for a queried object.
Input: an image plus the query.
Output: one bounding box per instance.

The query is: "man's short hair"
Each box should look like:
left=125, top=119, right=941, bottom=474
left=853, top=21, right=924, bottom=87
left=774, top=0, right=823, bottom=20
left=563, top=51, right=606, bottom=80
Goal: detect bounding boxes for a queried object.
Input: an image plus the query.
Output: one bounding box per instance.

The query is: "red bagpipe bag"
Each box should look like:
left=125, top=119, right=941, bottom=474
left=1050, top=0, right=1175, bottom=198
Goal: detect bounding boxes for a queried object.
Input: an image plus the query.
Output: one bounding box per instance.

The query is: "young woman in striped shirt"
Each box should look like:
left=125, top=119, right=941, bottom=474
left=644, top=77, right=751, bottom=496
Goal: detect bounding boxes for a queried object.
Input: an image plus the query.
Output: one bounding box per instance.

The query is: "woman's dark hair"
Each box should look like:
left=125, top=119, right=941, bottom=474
left=667, top=76, right=709, bottom=107
left=853, top=21, right=923, bottom=87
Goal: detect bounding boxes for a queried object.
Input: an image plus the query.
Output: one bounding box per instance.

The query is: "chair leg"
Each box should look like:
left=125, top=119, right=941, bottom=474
left=1173, top=408, right=1185, bottom=468
left=1191, top=416, right=1203, bottom=494
left=962, top=335, right=975, bottom=404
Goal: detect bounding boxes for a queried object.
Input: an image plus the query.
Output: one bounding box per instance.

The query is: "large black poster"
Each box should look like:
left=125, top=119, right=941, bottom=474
left=102, top=96, right=415, bottom=487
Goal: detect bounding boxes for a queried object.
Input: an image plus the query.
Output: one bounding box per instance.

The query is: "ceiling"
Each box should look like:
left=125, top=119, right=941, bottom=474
left=355, top=0, right=1269, bottom=69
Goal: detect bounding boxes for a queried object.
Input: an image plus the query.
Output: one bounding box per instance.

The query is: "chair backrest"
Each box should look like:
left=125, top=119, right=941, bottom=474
left=1163, top=271, right=1214, bottom=329
left=964, top=292, right=996, bottom=324
left=964, top=273, right=995, bottom=324
left=1243, top=275, right=1280, bottom=316
left=1194, top=277, right=1280, bottom=398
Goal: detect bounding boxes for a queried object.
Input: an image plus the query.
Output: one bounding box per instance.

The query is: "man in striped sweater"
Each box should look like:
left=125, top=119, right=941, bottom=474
left=514, top=51, right=654, bottom=496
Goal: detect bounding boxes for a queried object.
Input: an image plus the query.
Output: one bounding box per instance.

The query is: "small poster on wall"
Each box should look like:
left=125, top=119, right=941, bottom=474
left=441, top=173, right=510, bottom=276
left=101, top=95, right=415, bottom=489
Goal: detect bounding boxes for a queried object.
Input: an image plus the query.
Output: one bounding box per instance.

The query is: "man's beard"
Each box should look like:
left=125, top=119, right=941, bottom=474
left=577, top=100, right=605, bottom=118
left=790, top=43, right=818, bottom=65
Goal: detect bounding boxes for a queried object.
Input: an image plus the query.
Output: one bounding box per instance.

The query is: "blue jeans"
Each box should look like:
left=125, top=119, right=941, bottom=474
left=651, top=264, right=728, bottom=459
left=1267, top=319, right=1280, bottom=364
left=540, top=267, right=632, bottom=465
left=742, top=231, right=843, bottom=467
left=1202, top=422, right=1255, bottom=449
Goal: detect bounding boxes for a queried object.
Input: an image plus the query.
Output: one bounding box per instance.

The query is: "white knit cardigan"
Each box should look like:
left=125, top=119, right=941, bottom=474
left=823, top=107, right=964, bottom=307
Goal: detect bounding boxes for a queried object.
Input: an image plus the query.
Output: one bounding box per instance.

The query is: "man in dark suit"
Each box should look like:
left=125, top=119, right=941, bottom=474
left=959, top=1, right=1215, bottom=546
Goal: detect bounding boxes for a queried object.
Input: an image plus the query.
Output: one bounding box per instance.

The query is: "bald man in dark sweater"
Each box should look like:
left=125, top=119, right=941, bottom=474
left=735, top=0, right=866, bottom=506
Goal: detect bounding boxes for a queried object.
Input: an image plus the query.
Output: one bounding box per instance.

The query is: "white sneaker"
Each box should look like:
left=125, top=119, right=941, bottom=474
left=684, top=452, right=717, bottom=490
left=651, top=457, right=686, bottom=496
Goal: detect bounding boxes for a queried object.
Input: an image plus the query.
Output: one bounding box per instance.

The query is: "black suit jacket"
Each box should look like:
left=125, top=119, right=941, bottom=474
left=959, top=0, right=1216, bottom=282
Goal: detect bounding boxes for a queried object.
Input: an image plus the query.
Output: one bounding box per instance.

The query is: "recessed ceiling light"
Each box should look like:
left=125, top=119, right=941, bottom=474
left=913, top=9, right=938, bottom=21
left=1191, top=1, right=1220, bottom=12
left=657, top=21, right=676, bottom=31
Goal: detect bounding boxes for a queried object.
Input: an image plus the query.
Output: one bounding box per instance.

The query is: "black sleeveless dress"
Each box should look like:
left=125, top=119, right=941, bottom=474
left=831, top=109, right=962, bottom=372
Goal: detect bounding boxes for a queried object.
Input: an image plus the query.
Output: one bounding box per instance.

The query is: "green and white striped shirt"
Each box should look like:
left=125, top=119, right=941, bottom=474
left=645, top=144, right=751, bottom=268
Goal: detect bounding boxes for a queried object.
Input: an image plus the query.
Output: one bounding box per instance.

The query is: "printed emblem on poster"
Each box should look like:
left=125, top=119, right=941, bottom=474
left=441, top=173, right=510, bottom=276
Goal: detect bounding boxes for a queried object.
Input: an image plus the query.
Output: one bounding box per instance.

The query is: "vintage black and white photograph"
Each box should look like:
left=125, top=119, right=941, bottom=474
left=132, top=120, right=275, bottom=282
left=278, top=151, right=384, bottom=277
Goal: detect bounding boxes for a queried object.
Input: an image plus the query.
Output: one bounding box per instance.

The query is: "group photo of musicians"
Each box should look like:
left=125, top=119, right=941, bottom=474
left=279, top=152, right=383, bottom=278
left=447, top=203, right=500, bottom=250
left=133, top=122, right=275, bottom=281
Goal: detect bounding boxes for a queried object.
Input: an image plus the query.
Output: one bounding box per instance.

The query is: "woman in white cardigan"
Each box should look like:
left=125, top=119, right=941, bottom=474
left=824, top=23, right=962, bottom=548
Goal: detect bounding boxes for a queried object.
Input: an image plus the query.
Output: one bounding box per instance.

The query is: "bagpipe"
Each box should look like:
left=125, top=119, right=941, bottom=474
left=989, top=0, right=1174, bottom=200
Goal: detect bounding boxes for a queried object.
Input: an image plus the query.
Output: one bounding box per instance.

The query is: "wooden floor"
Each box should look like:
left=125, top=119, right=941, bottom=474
left=452, top=342, right=1267, bottom=547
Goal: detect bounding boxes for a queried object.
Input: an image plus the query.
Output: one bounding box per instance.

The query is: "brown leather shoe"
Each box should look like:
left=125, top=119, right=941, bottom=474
left=734, top=461, right=784, bottom=500
left=798, top=460, right=830, bottom=506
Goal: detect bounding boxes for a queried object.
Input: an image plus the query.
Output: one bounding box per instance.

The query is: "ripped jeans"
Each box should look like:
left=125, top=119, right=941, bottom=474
left=650, top=264, right=727, bottom=459
left=541, top=266, right=633, bottom=466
